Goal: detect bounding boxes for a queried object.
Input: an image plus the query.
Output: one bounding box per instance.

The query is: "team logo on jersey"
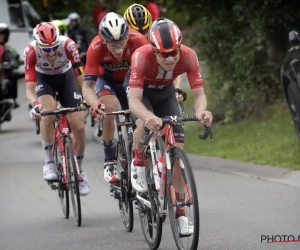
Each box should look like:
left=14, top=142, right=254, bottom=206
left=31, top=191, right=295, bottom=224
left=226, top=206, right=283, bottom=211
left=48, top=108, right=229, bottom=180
left=101, top=60, right=131, bottom=71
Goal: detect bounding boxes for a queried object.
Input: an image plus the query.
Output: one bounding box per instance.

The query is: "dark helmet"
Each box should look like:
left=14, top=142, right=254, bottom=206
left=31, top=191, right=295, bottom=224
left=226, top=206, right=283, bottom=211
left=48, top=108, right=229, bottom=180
left=0, top=23, right=10, bottom=44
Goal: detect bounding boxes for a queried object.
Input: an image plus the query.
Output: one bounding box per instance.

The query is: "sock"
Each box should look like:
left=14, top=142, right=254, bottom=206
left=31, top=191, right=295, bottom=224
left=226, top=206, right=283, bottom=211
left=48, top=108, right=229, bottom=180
left=102, top=139, right=117, bottom=162
left=133, top=147, right=145, bottom=166
left=175, top=192, right=186, bottom=218
left=41, top=140, right=54, bottom=163
left=76, top=151, right=84, bottom=172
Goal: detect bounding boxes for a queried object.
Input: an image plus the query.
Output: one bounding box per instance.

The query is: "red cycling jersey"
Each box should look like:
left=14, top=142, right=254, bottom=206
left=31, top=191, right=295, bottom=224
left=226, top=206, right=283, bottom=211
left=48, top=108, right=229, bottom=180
left=84, top=28, right=148, bottom=82
left=24, top=36, right=84, bottom=83
left=129, top=44, right=203, bottom=89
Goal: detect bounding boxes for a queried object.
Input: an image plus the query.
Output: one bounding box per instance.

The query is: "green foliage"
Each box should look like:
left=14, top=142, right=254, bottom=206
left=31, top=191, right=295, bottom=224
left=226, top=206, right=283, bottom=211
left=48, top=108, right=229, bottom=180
left=184, top=100, right=300, bottom=170
left=173, top=0, right=300, bottom=123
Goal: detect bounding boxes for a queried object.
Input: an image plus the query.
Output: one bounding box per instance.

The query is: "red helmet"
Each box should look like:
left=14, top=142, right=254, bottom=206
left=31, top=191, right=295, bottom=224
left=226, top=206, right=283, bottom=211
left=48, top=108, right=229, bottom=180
left=148, top=18, right=182, bottom=53
left=33, top=22, right=59, bottom=46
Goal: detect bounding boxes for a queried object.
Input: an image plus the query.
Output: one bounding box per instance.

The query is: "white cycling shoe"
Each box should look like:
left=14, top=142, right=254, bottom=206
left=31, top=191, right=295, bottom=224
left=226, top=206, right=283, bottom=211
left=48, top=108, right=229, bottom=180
left=79, top=171, right=90, bottom=196
left=43, top=161, right=58, bottom=181
left=103, top=160, right=120, bottom=183
left=131, top=160, right=147, bottom=193
left=177, top=216, right=194, bottom=236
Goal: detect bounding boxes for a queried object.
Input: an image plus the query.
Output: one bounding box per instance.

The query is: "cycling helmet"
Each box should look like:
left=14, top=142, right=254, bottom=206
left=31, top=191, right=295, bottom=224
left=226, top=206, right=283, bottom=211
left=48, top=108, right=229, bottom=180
left=148, top=18, right=182, bottom=53
left=51, top=20, right=67, bottom=36
left=33, top=22, right=59, bottom=46
left=0, top=23, right=10, bottom=44
left=123, top=4, right=152, bottom=32
left=68, top=12, right=81, bottom=24
left=99, top=12, right=129, bottom=42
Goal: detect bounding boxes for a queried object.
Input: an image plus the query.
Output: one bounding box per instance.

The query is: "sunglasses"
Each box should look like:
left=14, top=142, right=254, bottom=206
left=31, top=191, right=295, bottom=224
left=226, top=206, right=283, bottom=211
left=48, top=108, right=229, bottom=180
left=39, top=44, right=59, bottom=53
left=155, top=48, right=180, bottom=59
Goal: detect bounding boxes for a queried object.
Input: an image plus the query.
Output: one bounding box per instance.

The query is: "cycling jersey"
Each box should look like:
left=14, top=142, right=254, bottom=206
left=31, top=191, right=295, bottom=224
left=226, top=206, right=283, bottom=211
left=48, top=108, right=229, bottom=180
left=23, top=36, right=84, bottom=82
left=129, top=44, right=203, bottom=89
left=84, top=28, right=148, bottom=82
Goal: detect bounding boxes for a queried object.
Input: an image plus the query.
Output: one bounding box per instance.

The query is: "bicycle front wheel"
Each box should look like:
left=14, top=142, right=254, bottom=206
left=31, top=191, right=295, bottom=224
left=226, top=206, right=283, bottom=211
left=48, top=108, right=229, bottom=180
left=118, top=140, right=134, bottom=232
left=55, top=139, right=69, bottom=219
left=167, top=147, right=200, bottom=250
left=65, top=137, right=82, bottom=226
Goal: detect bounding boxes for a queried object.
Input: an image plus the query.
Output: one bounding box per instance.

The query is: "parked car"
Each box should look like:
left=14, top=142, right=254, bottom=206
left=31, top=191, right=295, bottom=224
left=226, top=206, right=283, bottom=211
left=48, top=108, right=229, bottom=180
left=280, top=30, right=300, bottom=141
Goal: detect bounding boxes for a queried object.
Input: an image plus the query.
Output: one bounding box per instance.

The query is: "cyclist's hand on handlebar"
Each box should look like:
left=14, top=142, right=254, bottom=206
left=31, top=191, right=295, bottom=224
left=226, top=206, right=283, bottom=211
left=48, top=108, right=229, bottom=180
left=29, top=101, right=42, bottom=120
left=196, top=110, right=213, bottom=126
left=91, top=101, right=106, bottom=120
left=145, top=116, right=162, bottom=131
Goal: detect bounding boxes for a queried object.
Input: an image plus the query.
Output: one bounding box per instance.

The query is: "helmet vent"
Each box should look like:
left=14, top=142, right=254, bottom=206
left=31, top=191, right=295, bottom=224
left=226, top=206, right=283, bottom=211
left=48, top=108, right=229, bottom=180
left=158, top=22, right=173, bottom=49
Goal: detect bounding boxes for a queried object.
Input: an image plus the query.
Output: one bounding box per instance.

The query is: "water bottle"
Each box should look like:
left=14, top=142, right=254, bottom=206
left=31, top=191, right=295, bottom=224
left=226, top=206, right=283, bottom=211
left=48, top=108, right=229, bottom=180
left=153, top=156, right=164, bottom=190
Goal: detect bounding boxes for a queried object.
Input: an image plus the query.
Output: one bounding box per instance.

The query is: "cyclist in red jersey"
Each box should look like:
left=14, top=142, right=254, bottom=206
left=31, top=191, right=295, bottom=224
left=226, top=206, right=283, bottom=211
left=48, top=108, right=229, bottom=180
left=123, top=4, right=185, bottom=106
left=25, top=22, right=90, bottom=196
left=123, top=17, right=213, bottom=235
left=82, top=12, right=148, bottom=184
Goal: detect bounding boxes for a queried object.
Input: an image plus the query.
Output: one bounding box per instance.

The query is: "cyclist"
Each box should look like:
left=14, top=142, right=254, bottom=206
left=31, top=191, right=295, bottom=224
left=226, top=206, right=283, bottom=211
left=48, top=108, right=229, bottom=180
left=51, top=20, right=68, bottom=36
left=67, top=13, right=89, bottom=54
left=124, top=17, right=213, bottom=235
left=24, top=22, right=89, bottom=196
left=82, top=12, right=148, bottom=184
left=123, top=4, right=186, bottom=109
left=123, top=3, right=152, bottom=37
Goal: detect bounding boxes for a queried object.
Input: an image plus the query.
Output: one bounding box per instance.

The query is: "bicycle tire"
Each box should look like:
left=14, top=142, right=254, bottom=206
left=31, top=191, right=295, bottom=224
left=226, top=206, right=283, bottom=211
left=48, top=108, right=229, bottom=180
left=118, top=140, right=134, bottom=232
left=55, top=139, right=69, bottom=219
left=138, top=157, right=163, bottom=250
left=167, top=147, right=200, bottom=250
left=65, top=137, right=82, bottom=226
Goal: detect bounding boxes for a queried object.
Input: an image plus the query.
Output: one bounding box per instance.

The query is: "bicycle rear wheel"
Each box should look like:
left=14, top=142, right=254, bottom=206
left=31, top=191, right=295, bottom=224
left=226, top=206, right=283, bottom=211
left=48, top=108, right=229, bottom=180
left=117, top=140, right=134, bottom=232
left=167, top=147, right=200, bottom=250
left=55, top=139, right=69, bottom=218
left=65, top=137, right=82, bottom=226
left=138, top=158, right=162, bottom=250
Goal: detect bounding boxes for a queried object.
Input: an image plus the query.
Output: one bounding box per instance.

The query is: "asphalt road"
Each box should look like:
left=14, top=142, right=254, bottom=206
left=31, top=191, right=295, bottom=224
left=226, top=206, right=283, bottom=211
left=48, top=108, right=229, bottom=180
left=1, top=82, right=300, bottom=250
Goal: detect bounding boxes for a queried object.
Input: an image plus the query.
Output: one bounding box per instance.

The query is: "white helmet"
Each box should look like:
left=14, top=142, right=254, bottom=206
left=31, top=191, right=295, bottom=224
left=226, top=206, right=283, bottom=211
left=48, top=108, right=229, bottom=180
left=99, top=12, right=129, bottom=42
left=68, top=12, right=81, bottom=24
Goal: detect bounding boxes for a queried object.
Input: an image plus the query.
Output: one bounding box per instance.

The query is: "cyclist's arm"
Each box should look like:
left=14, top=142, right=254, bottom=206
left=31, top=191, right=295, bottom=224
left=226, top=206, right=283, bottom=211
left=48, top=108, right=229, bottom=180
left=82, top=79, right=97, bottom=107
left=65, top=38, right=85, bottom=83
left=23, top=44, right=38, bottom=104
left=82, top=37, right=102, bottom=107
left=192, top=88, right=207, bottom=114
left=129, top=88, right=155, bottom=121
left=26, top=81, right=38, bottom=105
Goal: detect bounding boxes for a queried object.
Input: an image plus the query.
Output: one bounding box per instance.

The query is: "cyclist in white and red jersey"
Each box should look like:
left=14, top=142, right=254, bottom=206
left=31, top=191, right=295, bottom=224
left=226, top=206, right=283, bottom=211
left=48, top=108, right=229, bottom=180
left=123, top=17, right=213, bottom=235
left=24, top=22, right=89, bottom=196
left=82, top=12, right=148, bottom=184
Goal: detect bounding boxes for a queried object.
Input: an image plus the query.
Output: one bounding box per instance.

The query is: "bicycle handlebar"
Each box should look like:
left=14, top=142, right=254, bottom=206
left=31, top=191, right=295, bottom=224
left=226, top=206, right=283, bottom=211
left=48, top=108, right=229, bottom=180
left=139, top=115, right=214, bottom=145
left=35, top=104, right=88, bottom=135
left=91, top=109, right=132, bottom=137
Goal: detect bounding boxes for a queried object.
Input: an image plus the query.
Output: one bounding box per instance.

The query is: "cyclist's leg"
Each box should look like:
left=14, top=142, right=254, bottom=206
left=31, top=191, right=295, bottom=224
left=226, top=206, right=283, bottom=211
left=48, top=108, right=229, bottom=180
left=58, top=69, right=89, bottom=196
left=36, top=72, right=57, bottom=180
left=95, top=77, right=120, bottom=183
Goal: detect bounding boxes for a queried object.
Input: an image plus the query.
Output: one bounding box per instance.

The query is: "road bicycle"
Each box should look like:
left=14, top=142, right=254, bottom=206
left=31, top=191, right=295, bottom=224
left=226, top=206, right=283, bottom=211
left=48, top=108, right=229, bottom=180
left=136, top=115, right=213, bottom=250
left=36, top=103, right=88, bottom=226
left=92, top=109, right=136, bottom=232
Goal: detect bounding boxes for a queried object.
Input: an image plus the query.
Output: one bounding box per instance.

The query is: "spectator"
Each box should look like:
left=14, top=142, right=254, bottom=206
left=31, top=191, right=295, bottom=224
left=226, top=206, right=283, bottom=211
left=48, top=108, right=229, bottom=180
left=96, top=4, right=109, bottom=27
left=92, top=0, right=105, bottom=29
left=145, top=0, right=160, bottom=20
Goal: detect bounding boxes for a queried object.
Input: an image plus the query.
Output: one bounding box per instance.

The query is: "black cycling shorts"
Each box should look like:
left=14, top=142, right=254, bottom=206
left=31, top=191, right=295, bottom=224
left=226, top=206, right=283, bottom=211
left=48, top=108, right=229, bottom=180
left=123, top=71, right=184, bottom=143
left=36, top=68, right=82, bottom=107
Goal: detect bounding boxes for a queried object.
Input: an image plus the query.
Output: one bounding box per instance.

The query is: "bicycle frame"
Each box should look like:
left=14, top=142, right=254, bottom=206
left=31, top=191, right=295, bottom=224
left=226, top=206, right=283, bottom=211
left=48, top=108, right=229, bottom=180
left=137, top=122, right=194, bottom=215
left=52, top=113, right=82, bottom=187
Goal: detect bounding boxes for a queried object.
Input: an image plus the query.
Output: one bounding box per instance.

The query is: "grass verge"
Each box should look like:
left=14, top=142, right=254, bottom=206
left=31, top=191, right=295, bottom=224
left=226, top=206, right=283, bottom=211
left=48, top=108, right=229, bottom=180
left=183, top=92, right=300, bottom=170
